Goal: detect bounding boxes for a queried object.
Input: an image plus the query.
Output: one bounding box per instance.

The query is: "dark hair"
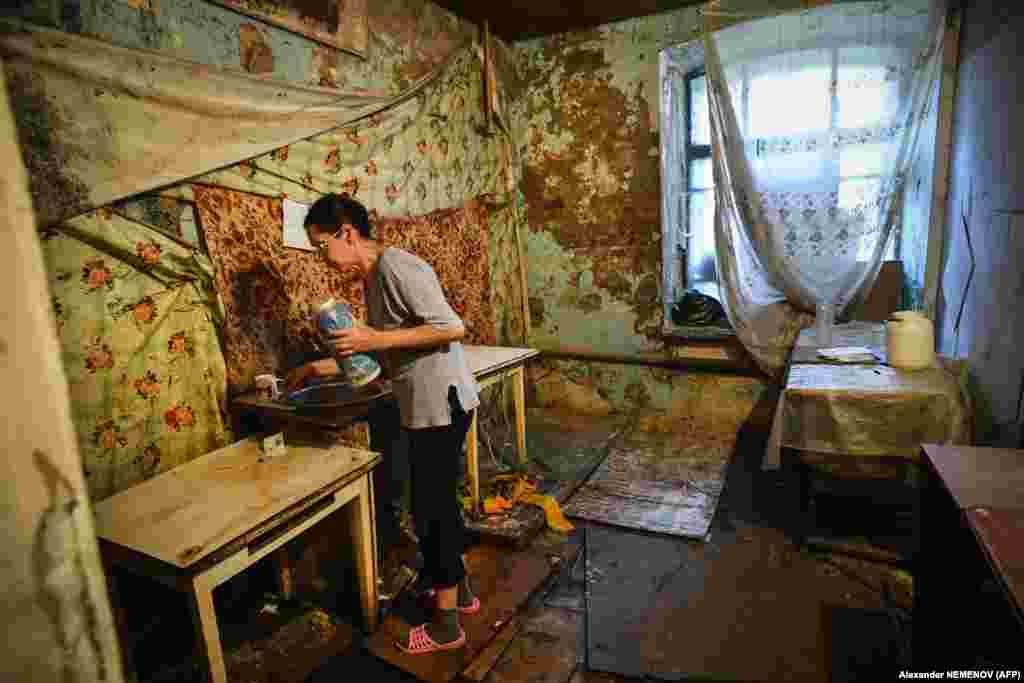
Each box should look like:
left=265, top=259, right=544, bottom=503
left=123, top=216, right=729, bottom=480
left=304, top=193, right=372, bottom=238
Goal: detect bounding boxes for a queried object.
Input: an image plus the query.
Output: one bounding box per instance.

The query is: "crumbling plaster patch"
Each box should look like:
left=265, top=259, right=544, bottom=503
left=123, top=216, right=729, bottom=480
left=519, top=34, right=663, bottom=337
left=32, top=0, right=475, bottom=95
left=515, top=9, right=772, bottom=427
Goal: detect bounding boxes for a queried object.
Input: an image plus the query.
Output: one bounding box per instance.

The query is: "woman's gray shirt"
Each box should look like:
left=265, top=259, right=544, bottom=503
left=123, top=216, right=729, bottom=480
left=366, top=247, right=480, bottom=429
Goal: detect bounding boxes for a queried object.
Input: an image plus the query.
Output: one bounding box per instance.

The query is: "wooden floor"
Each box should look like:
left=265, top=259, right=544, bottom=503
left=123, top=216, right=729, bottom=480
left=313, top=411, right=922, bottom=683
left=366, top=537, right=580, bottom=683
left=122, top=408, right=934, bottom=683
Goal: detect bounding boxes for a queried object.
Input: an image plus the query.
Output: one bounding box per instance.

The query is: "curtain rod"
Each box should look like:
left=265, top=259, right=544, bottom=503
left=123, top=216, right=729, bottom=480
left=698, top=0, right=897, bottom=17
left=660, top=1, right=920, bottom=51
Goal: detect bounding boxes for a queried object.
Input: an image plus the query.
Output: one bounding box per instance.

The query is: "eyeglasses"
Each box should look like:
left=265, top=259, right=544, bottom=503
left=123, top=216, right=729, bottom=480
left=313, top=227, right=344, bottom=253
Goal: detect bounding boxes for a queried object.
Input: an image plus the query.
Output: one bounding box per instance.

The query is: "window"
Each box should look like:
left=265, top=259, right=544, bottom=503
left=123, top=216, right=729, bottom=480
left=674, top=49, right=900, bottom=311
left=682, top=70, right=716, bottom=300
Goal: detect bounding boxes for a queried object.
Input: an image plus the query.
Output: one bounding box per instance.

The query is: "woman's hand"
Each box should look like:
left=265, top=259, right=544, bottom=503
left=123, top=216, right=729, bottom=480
left=326, top=327, right=381, bottom=356
left=285, top=358, right=340, bottom=392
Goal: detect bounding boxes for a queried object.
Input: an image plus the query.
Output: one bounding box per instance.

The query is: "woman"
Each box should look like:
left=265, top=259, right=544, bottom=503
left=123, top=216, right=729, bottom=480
left=286, top=193, right=480, bottom=655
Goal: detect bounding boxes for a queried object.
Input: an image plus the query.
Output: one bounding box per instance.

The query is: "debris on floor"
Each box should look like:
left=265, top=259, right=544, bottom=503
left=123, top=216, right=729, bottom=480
left=465, top=409, right=624, bottom=546
left=223, top=607, right=352, bottom=683
left=479, top=473, right=575, bottom=533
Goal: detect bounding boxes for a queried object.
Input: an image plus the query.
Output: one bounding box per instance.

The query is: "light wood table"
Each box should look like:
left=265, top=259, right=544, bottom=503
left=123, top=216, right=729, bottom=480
left=93, top=438, right=381, bottom=683
left=462, top=346, right=539, bottom=513
left=233, top=345, right=540, bottom=514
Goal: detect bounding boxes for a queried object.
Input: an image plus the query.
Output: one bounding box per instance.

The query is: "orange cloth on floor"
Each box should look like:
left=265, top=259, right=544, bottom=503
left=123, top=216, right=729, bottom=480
left=483, top=474, right=574, bottom=533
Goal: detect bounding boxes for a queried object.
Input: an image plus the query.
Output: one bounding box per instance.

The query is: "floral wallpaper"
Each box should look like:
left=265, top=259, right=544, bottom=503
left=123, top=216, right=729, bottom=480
left=194, top=185, right=495, bottom=392
left=25, top=0, right=527, bottom=500
left=40, top=210, right=231, bottom=501
left=193, top=186, right=358, bottom=389
left=374, top=200, right=496, bottom=347
left=181, top=33, right=524, bottom=385
left=186, top=46, right=519, bottom=220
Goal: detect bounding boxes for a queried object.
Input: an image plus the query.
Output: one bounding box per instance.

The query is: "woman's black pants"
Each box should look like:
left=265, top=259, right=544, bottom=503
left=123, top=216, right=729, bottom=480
left=406, top=386, right=473, bottom=589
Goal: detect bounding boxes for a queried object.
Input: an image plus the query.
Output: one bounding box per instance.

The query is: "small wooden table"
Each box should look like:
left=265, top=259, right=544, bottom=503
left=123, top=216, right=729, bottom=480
left=462, top=346, right=539, bottom=513
left=233, top=345, right=540, bottom=514
left=766, top=322, right=967, bottom=469
left=93, top=438, right=381, bottom=683
left=767, top=325, right=970, bottom=560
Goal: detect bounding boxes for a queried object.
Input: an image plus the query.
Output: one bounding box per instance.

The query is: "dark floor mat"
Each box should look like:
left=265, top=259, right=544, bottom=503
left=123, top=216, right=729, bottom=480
left=564, top=433, right=731, bottom=539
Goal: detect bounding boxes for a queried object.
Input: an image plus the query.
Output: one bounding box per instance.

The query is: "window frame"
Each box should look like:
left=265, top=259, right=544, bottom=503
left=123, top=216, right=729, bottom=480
left=682, top=66, right=715, bottom=299
left=670, top=49, right=904, bottom=337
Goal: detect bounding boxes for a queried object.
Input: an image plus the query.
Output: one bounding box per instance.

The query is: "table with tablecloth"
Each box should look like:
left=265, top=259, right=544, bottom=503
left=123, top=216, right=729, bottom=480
left=765, top=322, right=971, bottom=470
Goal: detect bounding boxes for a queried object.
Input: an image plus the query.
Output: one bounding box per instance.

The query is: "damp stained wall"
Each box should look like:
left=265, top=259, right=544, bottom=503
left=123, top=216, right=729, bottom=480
left=937, top=0, right=1024, bottom=446
left=514, top=9, right=774, bottom=434
left=5, top=0, right=479, bottom=93
left=513, top=4, right=945, bottom=433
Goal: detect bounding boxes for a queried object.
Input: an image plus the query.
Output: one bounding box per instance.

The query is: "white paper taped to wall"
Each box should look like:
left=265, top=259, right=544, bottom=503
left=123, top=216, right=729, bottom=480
left=283, top=198, right=314, bottom=251
left=180, top=205, right=200, bottom=245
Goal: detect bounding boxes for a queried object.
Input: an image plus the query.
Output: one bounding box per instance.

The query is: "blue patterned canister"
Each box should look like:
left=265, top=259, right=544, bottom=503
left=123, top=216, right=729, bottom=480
left=316, top=298, right=381, bottom=387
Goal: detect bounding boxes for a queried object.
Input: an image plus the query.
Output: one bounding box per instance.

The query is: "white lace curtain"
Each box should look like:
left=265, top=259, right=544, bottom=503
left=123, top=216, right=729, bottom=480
left=700, top=0, right=947, bottom=377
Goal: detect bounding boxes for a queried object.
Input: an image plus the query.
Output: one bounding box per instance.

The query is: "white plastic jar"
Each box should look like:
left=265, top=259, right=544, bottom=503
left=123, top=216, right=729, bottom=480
left=886, top=311, right=935, bottom=370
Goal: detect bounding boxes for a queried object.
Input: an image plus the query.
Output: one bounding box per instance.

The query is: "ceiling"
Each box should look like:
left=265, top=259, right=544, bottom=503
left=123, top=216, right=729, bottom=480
left=430, top=0, right=705, bottom=43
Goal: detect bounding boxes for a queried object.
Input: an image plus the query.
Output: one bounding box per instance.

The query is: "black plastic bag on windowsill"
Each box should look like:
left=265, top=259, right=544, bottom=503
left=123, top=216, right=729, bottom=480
left=671, top=289, right=729, bottom=327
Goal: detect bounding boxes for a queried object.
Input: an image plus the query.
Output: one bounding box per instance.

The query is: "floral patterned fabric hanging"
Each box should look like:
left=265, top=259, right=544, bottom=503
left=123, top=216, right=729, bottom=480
left=194, top=185, right=495, bottom=392
left=187, top=46, right=518, bottom=219
left=40, top=210, right=231, bottom=501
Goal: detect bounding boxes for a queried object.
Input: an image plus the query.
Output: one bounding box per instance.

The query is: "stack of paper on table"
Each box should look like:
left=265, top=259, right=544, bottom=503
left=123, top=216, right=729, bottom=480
left=816, top=346, right=879, bottom=363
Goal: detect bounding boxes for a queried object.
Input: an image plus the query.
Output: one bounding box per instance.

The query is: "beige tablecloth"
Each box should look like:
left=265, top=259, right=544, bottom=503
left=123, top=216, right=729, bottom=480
left=764, top=322, right=971, bottom=469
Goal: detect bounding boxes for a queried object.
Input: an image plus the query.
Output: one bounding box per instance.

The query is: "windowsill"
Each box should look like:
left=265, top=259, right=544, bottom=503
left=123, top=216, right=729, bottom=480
left=661, top=321, right=736, bottom=343
left=658, top=321, right=757, bottom=372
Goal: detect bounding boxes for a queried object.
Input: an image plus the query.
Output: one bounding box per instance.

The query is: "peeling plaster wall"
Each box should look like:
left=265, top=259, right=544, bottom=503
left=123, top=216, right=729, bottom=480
left=937, top=1, right=1024, bottom=446
left=515, top=10, right=773, bottom=433
left=517, top=17, right=694, bottom=350
left=5, top=0, right=479, bottom=93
